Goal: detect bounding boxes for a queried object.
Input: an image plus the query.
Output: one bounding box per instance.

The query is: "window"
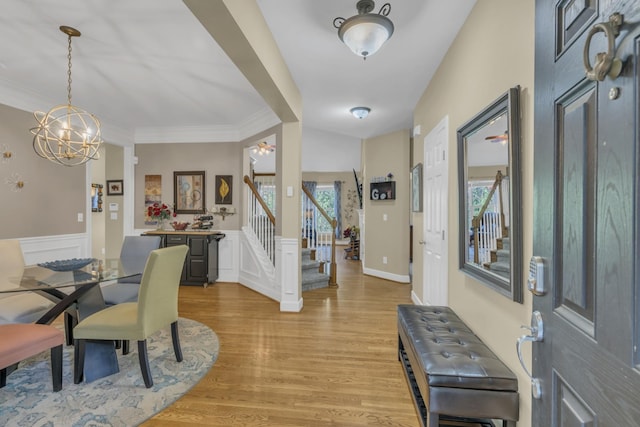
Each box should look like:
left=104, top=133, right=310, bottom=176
left=314, top=185, right=336, bottom=233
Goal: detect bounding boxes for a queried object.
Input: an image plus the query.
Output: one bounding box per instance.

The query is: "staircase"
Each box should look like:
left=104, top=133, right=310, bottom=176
left=486, top=235, right=510, bottom=279
left=302, top=248, right=330, bottom=291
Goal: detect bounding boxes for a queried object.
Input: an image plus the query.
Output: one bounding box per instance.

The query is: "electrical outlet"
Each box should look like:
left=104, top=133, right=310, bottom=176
left=383, top=213, right=388, bottom=221
left=77, top=213, right=83, bottom=222
left=383, top=256, right=388, bottom=264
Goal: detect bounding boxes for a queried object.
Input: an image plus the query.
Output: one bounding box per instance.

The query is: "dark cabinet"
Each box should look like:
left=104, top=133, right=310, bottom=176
left=144, top=231, right=225, bottom=286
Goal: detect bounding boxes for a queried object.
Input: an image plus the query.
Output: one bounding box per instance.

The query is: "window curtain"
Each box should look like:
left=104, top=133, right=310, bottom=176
left=334, top=180, right=342, bottom=239
left=302, top=181, right=317, bottom=243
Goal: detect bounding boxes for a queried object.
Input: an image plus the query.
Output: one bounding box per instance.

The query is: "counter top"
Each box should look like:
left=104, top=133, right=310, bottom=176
left=143, top=230, right=225, bottom=236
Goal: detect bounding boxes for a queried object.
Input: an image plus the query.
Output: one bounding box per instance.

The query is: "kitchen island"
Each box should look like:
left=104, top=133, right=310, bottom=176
left=142, top=230, right=225, bottom=286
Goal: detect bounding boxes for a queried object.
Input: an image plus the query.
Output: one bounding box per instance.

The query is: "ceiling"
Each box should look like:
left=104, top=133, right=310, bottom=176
left=0, top=0, right=476, bottom=145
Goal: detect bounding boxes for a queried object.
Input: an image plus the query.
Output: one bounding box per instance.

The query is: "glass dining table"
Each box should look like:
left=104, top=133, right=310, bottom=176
left=1, top=259, right=143, bottom=382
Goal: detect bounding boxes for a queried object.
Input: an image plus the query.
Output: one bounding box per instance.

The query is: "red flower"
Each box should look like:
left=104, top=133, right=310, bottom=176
left=147, top=201, right=174, bottom=222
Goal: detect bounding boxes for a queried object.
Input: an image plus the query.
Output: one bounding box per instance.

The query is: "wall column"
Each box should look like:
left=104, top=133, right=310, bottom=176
left=277, top=121, right=302, bottom=311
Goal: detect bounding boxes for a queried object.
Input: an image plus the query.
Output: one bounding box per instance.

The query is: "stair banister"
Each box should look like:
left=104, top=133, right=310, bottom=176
left=244, top=175, right=275, bottom=225
left=472, top=170, right=504, bottom=264
left=301, top=185, right=338, bottom=288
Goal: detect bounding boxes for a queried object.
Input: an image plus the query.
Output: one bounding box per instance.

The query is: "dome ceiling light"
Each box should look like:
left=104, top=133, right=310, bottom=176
left=31, top=26, right=102, bottom=167
left=333, top=0, right=394, bottom=60
left=350, top=107, right=371, bottom=119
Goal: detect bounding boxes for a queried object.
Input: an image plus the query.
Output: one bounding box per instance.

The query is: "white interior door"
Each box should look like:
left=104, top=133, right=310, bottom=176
left=422, top=116, right=448, bottom=306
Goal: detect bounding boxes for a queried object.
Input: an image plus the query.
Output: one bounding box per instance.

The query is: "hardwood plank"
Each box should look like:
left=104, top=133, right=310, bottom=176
left=143, top=255, right=419, bottom=426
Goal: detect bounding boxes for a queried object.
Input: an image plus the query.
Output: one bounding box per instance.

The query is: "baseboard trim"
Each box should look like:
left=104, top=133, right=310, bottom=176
left=362, top=267, right=410, bottom=284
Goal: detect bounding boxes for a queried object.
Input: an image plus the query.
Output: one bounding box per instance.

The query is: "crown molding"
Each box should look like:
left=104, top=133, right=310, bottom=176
left=0, top=75, right=281, bottom=145
left=135, top=107, right=281, bottom=144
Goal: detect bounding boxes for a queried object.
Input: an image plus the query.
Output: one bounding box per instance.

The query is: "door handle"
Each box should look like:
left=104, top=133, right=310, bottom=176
left=516, top=310, right=543, bottom=399
left=583, top=12, right=623, bottom=81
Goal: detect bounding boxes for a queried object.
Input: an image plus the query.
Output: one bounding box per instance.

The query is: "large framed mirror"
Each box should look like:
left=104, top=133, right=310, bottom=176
left=457, top=86, right=522, bottom=302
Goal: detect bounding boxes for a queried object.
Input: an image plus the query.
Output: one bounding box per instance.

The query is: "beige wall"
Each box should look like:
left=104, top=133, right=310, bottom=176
left=104, top=144, right=124, bottom=258
left=0, top=104, right=86, bottom=239
left=363, top=129, right=410, bottom=278
left=90, top=145, right=106, bottom=257
left=134, top=142, right=243, bottom=231
left=412, top=0, right=534, bottom=425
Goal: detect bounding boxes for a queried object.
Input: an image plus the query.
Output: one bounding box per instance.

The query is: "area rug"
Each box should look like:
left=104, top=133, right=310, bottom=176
left=0, top=317, right=219, bottom=427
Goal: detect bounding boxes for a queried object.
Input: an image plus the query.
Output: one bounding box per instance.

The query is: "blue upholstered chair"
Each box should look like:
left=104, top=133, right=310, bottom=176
left=101, top=235, right=162, bottom=305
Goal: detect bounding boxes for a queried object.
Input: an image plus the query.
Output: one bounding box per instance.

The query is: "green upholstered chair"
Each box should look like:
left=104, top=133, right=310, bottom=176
left=73, top=245, right=188, bottom=388
left=64, top=235, right=163, bottom=346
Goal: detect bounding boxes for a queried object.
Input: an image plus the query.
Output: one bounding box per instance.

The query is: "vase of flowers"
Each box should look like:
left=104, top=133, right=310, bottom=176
left=343, top=225, right=360, bottom=240
left=147, top=202, right=175, bottom=230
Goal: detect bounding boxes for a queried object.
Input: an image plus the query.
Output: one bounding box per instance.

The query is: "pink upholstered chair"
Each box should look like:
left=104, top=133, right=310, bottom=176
left=0, top=323, right=64, bottom=391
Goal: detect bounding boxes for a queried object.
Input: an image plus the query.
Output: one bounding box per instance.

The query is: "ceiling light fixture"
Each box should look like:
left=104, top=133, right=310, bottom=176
left=333, top=0, right=394, bottom=60
left=350, top=107, right=371, bottom=119
left=31, top=26, right=102, bottom=167
left=251, top=141, right=275, bottom=156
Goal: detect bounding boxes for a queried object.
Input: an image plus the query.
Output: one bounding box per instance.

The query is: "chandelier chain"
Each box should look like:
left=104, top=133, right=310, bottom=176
left=66, top=34, right=73, bottom=106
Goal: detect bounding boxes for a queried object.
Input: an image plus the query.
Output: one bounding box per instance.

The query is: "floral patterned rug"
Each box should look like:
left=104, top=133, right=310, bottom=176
left=0, top=318, right=219, bottom=426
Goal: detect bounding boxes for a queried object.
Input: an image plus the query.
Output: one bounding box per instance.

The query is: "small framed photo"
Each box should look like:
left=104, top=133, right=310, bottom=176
left=106, top=179, right=124, bottom=196
left=411, top=163, right=423, bottom=212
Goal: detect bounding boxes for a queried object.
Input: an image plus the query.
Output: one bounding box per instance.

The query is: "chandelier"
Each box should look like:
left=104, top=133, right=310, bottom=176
left=251, top=141, right=275, bottom=156
left=31, top=26, right=102, bottom=167
left=333, top=0, right=394, bottom=60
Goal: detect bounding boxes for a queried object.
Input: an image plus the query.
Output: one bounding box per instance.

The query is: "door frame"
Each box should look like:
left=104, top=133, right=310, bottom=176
left=420, top=115, right=449, bottom=306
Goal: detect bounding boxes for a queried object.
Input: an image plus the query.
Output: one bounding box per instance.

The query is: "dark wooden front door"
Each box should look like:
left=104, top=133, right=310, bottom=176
left=533, top=1, right=640, bottom=425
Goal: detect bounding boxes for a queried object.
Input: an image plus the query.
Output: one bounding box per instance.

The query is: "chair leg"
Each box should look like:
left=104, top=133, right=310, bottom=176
left=122, top=340, right=130, bottom=355
left=64, top=311, right=77, bottom=346
left=138, top=340, right=153, bottom=388
left=171, top=321, right=183, bottom=362
left=73, top=339, right=85, bottom=384
left=51, top=344, right=63, bottom=391
left=0, top=368, right=6, bottom=388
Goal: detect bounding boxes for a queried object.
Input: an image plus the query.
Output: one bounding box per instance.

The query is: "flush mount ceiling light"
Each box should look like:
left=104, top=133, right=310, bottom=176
left=251, top=141, right=275, bottom=156
left=333, top=0, right=394, bottom=60
left=350, top=107, right=371, bottom=119
left=31, top=26, right=102, bottom=167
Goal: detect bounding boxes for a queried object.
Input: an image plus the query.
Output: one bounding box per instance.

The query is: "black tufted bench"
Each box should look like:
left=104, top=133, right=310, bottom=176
left=397, top=305, right=518, bottom=427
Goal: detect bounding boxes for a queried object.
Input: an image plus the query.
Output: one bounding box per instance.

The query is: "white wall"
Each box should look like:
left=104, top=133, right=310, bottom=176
left=302, top=127, right=361, bottom=172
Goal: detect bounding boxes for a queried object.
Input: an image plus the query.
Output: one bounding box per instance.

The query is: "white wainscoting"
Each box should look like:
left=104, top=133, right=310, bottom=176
left=238, top=226, right=278, bottom=302
left=217, top=230, right=239, bottom=283
left=18, top=234, right=90, bottom=265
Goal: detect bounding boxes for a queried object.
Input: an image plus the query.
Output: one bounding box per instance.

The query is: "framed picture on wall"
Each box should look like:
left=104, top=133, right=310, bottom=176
left=411, top=163, right=423, bottom=212
left=215, top=175, right=233, bottom=205
left=174, top=171, right=206, bottom=214
left=106, top=180, right=124, bottom=196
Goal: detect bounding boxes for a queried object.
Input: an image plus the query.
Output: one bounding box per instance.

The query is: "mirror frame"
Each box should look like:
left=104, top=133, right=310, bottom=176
left=91, top=183, right=103, bottom=212
left=457, top=86, right=522, bottom=303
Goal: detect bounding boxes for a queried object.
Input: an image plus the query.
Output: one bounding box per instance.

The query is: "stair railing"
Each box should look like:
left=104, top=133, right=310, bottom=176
left=471, top=170, right=506, bottom=265
left=301, top=185, right=338, bottom=288
left=244, top=175, right=276, bottom=264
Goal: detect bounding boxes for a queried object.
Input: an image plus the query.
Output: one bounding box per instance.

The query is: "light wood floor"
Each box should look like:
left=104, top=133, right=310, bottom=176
left=144, top=253, right=419, bottom=427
